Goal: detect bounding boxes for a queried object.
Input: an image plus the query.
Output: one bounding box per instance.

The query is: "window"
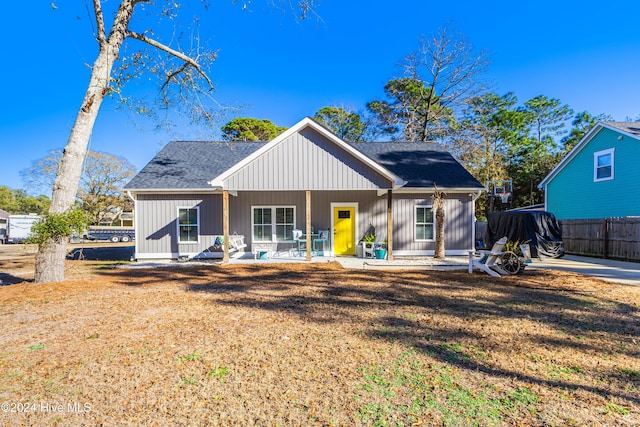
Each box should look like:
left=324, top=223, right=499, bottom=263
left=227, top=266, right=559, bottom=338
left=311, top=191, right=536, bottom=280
left=415, top=206, right=434, bottom=241
left=594, top=148, right=614, bottom=182
left=253, top=207, right=273, bottom=241
left=178, top=207, right=199, bottom=243
left=275, top=207, right=295, bottom=241
left=252, top=206, right=295, bottom=242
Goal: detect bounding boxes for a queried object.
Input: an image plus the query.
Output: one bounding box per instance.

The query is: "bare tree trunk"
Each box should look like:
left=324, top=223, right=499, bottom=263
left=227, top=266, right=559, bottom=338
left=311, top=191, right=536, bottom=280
left=35, top=0, right=134, bottom=283
left=34, top=238, right=68, bottom=283
left=34, top=67, right=110, bottom=282
left=433, top=185, right=446, bottom=259
left=434, top=205, right=445, bottom=258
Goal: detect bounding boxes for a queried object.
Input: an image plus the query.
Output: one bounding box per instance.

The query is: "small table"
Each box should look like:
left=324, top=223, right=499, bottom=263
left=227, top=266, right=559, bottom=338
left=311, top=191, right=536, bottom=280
left=253, top=243, right=276, bottom=259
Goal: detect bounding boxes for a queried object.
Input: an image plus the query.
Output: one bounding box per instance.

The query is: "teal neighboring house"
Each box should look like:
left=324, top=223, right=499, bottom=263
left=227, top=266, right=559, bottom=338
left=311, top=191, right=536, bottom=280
left=539, top=122, right=640, bottom=220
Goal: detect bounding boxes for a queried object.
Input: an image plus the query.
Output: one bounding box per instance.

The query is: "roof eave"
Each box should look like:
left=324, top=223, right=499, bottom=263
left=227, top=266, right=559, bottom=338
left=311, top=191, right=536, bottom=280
left=394, top=186, right=484, bottom=193
left=601, top=122, right=640, bottom=140
left=126, top=188, right=222, bottom=195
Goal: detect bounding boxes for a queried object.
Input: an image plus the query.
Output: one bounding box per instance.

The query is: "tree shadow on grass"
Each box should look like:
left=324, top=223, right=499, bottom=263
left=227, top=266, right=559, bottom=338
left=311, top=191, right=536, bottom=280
left=97, top=263, right=640, bottom=406
left=0, top=273, right=32, bottom=286
left=370, top=314, right=639, bottom=406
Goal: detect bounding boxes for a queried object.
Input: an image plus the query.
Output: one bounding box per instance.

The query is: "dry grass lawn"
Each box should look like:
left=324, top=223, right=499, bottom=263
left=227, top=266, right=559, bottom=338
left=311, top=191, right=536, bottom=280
left=0, top=245, right=639, bottom=426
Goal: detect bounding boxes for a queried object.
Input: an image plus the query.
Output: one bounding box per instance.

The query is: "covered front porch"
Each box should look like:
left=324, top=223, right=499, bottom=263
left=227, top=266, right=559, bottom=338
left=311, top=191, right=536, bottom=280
left=219, top=189, right=396, bottom=262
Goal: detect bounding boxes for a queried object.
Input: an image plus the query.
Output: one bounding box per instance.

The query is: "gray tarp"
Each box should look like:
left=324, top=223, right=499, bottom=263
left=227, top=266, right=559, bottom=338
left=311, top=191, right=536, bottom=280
left=485, top=211, right=564, bottom=259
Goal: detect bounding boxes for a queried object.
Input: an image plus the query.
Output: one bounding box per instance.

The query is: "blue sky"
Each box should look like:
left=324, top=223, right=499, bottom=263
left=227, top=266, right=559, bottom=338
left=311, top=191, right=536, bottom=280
left=1, top=1, right=639, bottom=194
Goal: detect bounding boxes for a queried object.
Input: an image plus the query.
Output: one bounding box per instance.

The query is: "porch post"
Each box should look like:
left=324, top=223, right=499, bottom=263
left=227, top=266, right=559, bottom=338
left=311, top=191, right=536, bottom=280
left=306, top=190, right=312, bottom=261
left=223, top=190, right=230, bottom=263
left=387, top=189, right=394, bottom=260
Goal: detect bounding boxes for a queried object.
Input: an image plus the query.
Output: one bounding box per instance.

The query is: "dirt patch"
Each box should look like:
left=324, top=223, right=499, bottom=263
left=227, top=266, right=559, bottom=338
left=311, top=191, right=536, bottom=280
left=0, top=253, right=639, bottom=426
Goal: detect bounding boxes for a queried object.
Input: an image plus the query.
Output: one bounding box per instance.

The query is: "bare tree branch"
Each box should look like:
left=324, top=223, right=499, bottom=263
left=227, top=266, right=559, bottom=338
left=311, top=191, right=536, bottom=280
left=92, top=0, right=107, bottom=46
left=127, top=31, right=215, bottom=91
left=161, top=62, right=189, bottom=91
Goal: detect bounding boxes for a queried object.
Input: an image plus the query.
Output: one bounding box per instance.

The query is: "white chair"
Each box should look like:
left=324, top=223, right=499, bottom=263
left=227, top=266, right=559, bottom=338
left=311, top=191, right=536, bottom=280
left=468, top=236, right=509, bottom=277
left=362, top=242, right=375, bottom=258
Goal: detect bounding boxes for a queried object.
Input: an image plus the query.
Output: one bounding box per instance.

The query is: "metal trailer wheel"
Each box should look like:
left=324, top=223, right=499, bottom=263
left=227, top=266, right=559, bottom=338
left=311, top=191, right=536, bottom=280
left=500, top=251, right=522, bottom=275
left=120, top=235, right=130, bottom=243
left=110, top=235, right=120, bottom=243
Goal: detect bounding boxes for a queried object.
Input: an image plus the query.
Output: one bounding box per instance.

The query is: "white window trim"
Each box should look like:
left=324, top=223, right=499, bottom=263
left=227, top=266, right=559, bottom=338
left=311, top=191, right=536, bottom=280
left=415, top=205, right=435, bottom=242
left=251, top=206, right=296, bottom=243
left=593, top=148, right=615, bottom=182
left=177, top=206, right=200, bottom=244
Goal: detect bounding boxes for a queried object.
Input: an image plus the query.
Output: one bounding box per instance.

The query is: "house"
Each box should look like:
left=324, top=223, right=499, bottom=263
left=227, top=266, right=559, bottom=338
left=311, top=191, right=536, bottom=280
left=124, top=117, right=484, bottom=261
left=539, top=122, right=640, bottom=220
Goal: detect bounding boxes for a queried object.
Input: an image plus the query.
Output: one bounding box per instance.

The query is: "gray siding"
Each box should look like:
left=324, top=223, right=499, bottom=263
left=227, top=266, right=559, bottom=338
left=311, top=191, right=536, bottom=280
left=135, top=190, right=474, bottom=258
left=391, top=193, right=473, bottom=252
left=229, top=191, right=305, bottom=247
left=230, top=190, right=473, bottom=253
left=224, top=127, right=392, bottom=191
left=136, top=193, right=223, bottom=258
left=231, top=191, right=383, bottom=248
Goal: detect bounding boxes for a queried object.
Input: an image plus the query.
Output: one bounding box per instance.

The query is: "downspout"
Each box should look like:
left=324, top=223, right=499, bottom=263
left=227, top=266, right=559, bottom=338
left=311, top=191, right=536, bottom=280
left=127, top=191, right=137, bottom=261
left=223, top=190, right=230, bottom=263
left=470, top=191, right=482, bottom=251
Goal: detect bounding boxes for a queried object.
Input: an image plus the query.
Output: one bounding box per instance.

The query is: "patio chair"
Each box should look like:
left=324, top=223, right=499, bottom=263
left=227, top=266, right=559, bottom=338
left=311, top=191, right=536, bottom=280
left=292, top=229, right=304, bottom=256
left=468, top=236, right=509, bottom=277
left=314, top=229, right=329, bottom=256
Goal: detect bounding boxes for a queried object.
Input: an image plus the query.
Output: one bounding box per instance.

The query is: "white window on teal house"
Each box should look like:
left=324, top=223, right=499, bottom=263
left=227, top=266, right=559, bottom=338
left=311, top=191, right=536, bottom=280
left=594, top=148, right=614, bottom=182
left=177, top=207, right=199, bottom=243
left=252, top=206, right=295, bottom=242
left=415, top=205, right=434, bottom=241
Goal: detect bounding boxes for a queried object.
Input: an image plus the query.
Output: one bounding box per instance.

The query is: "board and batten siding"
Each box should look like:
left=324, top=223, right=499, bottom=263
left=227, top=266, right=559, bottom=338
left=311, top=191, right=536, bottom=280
left=223, top=127, right=393, bottom=191
left=547, top=128, right=640, bottom=220
left=391, top=193, right=473, bottom=254
left=229, top=191, right=380, bottom=248
left=135, top=193, right=223, bottom=259
left=134, top=190, right=474, bottom=259
left=231, top=190, right=474, bottom=254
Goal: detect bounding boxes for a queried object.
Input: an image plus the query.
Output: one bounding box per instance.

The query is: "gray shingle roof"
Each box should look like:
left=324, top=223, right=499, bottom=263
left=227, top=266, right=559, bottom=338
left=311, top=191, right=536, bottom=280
left=602, top=121, right=640, bottom=138
left=125, top=141, right=264, bottom=190
left=126, top=140, right=483, bottom=190
left=351, top=142, right=483, bottom=189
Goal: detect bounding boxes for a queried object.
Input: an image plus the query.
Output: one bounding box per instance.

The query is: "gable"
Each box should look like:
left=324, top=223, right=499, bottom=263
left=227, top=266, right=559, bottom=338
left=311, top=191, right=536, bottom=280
left=542, top=124, right=640, bottom=219
left=219, top=126, right=394, bottom=191
left=540, top=122, right=640, bottom=188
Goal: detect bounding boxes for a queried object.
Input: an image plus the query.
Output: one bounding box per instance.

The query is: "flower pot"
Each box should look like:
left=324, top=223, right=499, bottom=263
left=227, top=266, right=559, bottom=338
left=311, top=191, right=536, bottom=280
left=374, top=248, right=387, bottom=259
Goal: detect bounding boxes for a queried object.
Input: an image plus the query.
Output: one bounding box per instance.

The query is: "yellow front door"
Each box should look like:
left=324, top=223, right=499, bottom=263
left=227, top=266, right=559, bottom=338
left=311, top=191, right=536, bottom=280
left=333, top=206, right=356, bottom=256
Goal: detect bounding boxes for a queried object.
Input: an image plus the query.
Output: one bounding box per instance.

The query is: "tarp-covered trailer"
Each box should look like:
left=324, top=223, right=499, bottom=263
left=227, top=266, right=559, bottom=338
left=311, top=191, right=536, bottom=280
left=486, top=211, right=564, bottom=258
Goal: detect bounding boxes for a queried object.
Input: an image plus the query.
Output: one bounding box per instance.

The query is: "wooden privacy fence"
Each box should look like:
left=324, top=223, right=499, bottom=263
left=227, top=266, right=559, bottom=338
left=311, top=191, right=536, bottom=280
left=560, top=218, right=640, bottom=261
